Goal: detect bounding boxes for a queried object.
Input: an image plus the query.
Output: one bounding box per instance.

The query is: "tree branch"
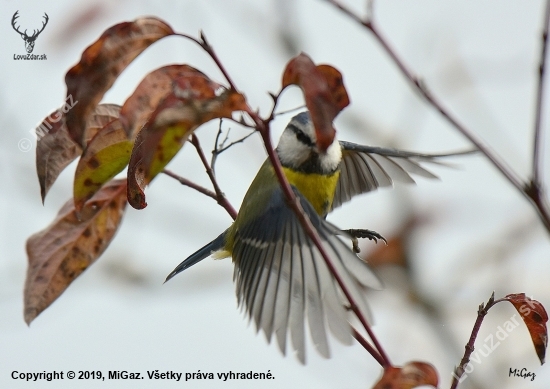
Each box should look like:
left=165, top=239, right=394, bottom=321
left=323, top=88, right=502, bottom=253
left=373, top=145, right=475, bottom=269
left=450, top=293, right=499, bottom=389
left=532, top=0, right=550, bottom=186
left=325, top=0, right=550, bottom=234
left=211, top=126, right=256, bottom=172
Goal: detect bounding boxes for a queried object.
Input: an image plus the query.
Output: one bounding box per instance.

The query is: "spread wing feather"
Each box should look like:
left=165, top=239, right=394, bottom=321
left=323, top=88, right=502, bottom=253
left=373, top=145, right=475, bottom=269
left=233, top=186, right=381, bottom=363
left=332, top=141, right=454, bottom=210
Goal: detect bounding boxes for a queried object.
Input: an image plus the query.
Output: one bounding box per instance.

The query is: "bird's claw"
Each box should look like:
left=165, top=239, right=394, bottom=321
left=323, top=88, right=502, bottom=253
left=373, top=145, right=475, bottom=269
left=343, top=229, right=387, bottom=252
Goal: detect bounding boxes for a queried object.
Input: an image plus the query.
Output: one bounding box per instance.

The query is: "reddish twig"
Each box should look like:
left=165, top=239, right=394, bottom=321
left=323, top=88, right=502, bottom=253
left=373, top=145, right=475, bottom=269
left=247, top=107, right=391, bottom=367
left=175, top=32, right=238, bottom=91
left=352, top=327, right=385, bottom=367
left=326, top=0, right=550, bottom=234
left=162, top=168, right=237, bottom=221
left=450, top=293, right=503, bottom=389
left=162, top=169, right=217, bottom=199
left=532, top=0, right=550, bottom=186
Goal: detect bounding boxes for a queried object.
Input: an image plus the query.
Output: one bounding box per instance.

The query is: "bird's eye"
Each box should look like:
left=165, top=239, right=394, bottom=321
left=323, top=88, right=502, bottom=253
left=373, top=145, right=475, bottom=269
left=287, top=123, right=315, bottom=147
left=295, top=130, right=313, bottom=146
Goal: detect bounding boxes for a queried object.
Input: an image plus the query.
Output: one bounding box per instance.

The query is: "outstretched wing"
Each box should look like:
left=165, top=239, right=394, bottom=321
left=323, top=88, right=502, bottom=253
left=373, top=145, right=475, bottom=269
left=332, top=141, right=467, bottom=210
left=232, top=186, right=381, bottom=364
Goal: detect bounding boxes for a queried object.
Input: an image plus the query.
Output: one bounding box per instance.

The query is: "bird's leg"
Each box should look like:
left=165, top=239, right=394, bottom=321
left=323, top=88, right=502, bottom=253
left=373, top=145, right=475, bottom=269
left=342, top=229, right=387, bottom=253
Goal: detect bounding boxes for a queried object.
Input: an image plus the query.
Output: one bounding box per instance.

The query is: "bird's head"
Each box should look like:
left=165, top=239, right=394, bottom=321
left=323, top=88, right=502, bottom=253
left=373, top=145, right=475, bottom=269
left=276, top=112, right=341, bottom=174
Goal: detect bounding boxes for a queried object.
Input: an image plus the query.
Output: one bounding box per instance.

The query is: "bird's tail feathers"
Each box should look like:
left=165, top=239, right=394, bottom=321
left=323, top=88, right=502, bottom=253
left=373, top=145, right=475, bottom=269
left=164, top=232, right=226, bottom=283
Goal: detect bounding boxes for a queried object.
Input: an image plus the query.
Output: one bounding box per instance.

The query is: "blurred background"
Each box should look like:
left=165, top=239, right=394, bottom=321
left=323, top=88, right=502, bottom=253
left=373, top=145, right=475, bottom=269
left=1, top=0, right=550, bottom=388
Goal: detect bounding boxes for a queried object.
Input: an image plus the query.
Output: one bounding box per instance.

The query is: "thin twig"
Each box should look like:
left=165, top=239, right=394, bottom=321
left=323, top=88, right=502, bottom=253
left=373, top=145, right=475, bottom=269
left=450, top=292, right=498, bottom=389
left=532, top=0, right=550, bottom=187
left=274, top=104, right=307, bottom=117
left=217, top=131, right=256, bottom=154
left=211, top=129, right=256, bottom=172
left=175, top=32, right=238, bottom=91
left=352, top=327, right=385, bottom=367
left=162, top=169, right=217, bottom=199
left=326, top=0, right=550, bottom=233
left=211, top=119, right=227, bottom=173
left=190, top=134, right=238, bottom=220
left=365, top=0, right=374, bottom=24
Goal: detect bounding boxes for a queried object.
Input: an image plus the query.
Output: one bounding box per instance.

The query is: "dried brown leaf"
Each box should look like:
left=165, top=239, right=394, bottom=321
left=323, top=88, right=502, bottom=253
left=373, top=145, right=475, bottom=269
left=373, top=362, right=439, bottom=389
left=65, top=17, right=174, bottom=146
left=25, top=179, right=127, bottom=324
left=504, top=293, right=548, bottom=364
left=36, top=104, right=121, bottom=203
left=282, top=53, right=349, bottom=151
left=127, top=73, right=246, bottom=209
left=119, top=64, right=208, bottom=138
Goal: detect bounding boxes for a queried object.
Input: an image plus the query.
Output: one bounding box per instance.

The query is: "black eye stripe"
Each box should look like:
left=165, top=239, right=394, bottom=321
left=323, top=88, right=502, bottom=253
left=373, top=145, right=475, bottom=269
left=288, top=123, right=315, bottom=147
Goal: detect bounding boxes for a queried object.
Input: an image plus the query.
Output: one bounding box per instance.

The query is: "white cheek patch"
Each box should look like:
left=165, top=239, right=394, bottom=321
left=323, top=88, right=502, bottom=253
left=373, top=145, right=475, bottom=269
left=276, top=121, right=342, bottom=173
left=320, top=140, right=342, bottom=172
left=277, top=130, right=311, bottom=167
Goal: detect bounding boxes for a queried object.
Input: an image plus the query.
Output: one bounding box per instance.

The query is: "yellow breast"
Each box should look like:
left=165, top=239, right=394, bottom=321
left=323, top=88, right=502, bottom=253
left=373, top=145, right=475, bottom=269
left=282, top=167, right=340, bottom=216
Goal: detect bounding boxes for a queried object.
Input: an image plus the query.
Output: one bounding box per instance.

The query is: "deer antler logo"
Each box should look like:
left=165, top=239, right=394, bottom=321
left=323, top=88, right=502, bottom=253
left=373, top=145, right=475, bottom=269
left=12, top=11, right=49, bottom=54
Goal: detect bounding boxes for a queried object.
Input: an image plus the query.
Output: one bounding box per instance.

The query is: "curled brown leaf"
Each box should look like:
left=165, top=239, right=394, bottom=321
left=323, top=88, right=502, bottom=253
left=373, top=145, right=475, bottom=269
left=282, top=53, right=349, bottom=151
left=25, top=179, right=128, bottom=325
left=36, top=104, right=121, bottom=203
left=65, top=17, right=174, bottom=146
left=119, top=64, right=208, bottom=139
left=504, top=293, right=548, bottom=364
left=127, top=73, right=246, bottom=209
left=373, top=362, right=439, bottom=389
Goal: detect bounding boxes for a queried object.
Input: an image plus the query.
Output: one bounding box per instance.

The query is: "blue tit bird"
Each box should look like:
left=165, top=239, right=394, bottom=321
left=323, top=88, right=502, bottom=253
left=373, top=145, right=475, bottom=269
left=166, top=111, right=455, bottom=363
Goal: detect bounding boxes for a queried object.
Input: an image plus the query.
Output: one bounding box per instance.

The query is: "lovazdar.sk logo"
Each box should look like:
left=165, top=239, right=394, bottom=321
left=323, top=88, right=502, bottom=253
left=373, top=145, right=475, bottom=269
left=12, top=11, right=48, bottom=60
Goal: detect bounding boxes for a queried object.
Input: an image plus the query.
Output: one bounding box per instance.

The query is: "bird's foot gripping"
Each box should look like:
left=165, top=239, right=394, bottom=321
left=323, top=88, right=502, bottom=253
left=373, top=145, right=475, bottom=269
left=342, top=228, right=387, bottom=253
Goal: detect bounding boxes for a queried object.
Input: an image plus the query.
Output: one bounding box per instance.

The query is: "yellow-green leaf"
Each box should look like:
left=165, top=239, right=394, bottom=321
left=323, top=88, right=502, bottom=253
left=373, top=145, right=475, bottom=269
left=73, top=119, right=132, bottom=212
left=127, top=73, right=247, bottom=209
